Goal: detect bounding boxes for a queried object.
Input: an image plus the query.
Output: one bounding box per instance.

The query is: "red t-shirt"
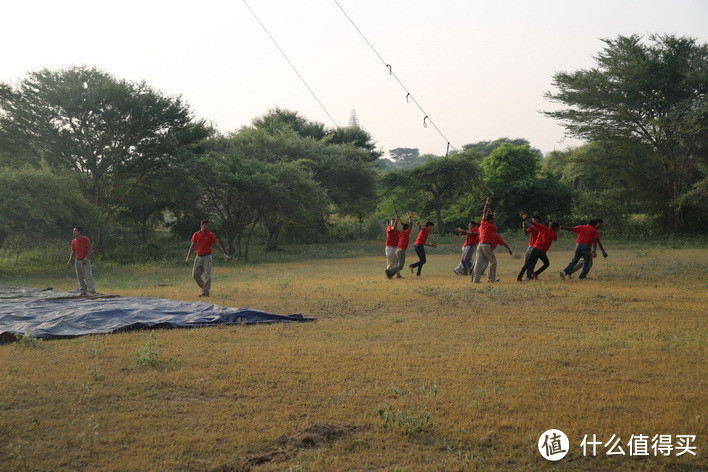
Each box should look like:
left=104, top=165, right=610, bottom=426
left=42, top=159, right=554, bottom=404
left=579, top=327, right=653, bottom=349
left=463, top=225, right=479, bottom=247
left=489, top=233, right=507, bottom=250
left=71, top=235, right=91, bottom=259
left=572, top=225, right=599, bottom=245
left=525, top=226, right=539, bottom=246
left=385, top=225, right=399, bottom=247
left=414, top=227, right=431, bottom=245
left=531, top=223, right=558, bottom=252
left=192, top=230, right=218, bottom=255
left=397, top=227, right=412, bottom=250
left=478, top=220, right=499, bottom=244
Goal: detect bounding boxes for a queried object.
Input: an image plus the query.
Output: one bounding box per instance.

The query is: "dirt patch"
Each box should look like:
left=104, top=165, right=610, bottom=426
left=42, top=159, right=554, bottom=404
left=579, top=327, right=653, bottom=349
left=215, top=422, right=356, bottom=471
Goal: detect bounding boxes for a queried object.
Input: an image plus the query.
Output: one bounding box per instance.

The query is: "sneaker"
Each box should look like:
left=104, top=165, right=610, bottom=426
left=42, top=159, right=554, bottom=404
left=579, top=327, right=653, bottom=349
left=531, top=274, right=539, bottom=281
left=516, top=277, right=523, bottom=282
left=199, top=292, right=209, bottom=297
left=559, top=271, right=566, bottom=280
left=523, top=276, right=532, bottom=281
left=578, top=276, right=589, bottom=280
left=488, top=279, right=500, bottom=283
left=385, top=269, right=393, bottom=279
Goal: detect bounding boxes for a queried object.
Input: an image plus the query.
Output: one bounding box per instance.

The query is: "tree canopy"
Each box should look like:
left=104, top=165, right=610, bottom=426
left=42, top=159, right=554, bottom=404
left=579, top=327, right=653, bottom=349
left=544, top=34, right=708, bottom=229
left=0, top=66, right=212, bottom=222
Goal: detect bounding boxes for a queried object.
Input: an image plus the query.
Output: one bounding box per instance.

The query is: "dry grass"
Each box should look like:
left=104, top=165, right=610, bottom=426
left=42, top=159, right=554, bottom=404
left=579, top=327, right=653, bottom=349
left=1, top=247, right=706, bottom=471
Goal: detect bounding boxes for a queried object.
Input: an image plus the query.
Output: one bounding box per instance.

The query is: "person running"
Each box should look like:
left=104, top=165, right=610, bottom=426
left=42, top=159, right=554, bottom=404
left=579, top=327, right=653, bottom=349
left=66, top=226, right=96, bottom=296
left=521, top=216, right=542, bottom=280
left=517, top=219, right=559, bottom=281
left=384, top=217, right=400, bottom=273
left=472, top=199, right=513, bottom=283
left=386, top=215, right=413, bottom=279
left=567, top=218, right=605, bottom=278
left=186, top=219, right=231, bottom=296
left=559, top=219, right=607, bottom=280
left=409, top=221, right=437, bottom=277
left=453, top=221, right=479, bottom=275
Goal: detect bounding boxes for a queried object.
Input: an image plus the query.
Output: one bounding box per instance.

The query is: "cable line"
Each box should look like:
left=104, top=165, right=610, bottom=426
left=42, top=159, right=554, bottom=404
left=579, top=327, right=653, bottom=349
left=332, top=0, right=457, bottom=156
left=241, top=0, right=339, bottom=128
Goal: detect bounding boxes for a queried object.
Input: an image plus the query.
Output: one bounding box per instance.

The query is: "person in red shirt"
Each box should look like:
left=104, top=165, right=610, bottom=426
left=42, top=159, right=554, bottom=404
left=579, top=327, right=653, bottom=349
left=408, top=221, right=437, bottom=276
left=453, top=221, right=479, bottom=275
left=384, top=217, right=400, bottom=271
left=386, top=215, right=413, bottom=279
left=517, top=220, right=559, bottom=281
left=559, top=219, right=607, bottom=280
left=472, top=199, right=513, bottom=283
left=185, top=219, right=231, bottom=296
left=66, top=226, right=96, bottom=296
left=521, top=215, right=542, bottom=280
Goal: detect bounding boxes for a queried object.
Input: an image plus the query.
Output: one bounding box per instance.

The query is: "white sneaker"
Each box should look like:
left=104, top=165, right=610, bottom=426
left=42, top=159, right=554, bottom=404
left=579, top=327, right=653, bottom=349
left=559, top=271, right=566, bottom=280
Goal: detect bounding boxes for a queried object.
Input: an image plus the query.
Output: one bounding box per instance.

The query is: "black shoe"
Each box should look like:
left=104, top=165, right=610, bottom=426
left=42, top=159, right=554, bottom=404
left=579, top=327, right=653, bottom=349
left=385, top=269, right=393, bottom=279
left=199, top=292, right=209, bottom=297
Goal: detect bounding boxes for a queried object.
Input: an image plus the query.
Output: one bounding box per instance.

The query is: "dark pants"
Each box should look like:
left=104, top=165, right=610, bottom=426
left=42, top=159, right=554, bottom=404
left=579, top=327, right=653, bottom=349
left=409, top=244, right=426, bottom=275
left=563, top=243, right=592, bottom=278
left=518, top=247, right=549, bottom=279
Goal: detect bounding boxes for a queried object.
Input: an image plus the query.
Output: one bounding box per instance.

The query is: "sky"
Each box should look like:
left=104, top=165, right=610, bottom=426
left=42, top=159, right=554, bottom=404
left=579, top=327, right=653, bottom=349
left=2, top=0, right=707, bottom=158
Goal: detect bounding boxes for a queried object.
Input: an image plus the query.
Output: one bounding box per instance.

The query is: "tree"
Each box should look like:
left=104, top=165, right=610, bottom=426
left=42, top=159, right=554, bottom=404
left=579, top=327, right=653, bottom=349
left=0, top=66, right=212, bottom=223
left=482, top=143, right=572, bottom=227
left=544, top=34, right=708, bottom=230
left=383, top=151, right=483, bottom=235
left=0, top=166, right=103, bottom=248
left=463, top=138, right=542, bottom=158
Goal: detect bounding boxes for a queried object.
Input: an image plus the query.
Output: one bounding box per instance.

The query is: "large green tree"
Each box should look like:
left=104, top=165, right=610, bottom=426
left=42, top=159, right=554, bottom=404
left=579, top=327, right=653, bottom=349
left=382, top=151, right=484, bottom=235
left=544, top=34, right=708, bottom=229
left=0, top=66, right=212, bottom=222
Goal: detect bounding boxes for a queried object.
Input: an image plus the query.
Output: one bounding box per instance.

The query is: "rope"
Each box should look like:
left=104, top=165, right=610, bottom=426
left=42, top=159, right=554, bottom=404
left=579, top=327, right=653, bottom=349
left=332, top=0, right=459, bottom=156
left=241, top=0, right=339, bottom=128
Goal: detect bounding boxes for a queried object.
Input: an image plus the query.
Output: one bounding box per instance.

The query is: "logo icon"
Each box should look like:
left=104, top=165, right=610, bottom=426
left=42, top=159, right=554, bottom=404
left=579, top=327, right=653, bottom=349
left=539, top=429, right=569, bottom=461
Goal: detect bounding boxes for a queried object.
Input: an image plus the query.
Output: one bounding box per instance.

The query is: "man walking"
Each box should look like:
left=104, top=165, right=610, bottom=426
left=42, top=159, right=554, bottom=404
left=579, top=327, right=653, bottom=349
left=186, top=219, right=231, bottom=297
left=559, top=219, right=607, bottom=280
left=67, top=226, right=96, bottom=296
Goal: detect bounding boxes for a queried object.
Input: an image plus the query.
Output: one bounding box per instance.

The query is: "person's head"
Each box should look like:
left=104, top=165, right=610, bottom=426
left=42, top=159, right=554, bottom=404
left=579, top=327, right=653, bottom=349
left=485, top=213, right=495, bottom=222
left=550, top=221, right=560, bottom=231
left=72, top=226, right=83, bottom=237
left=425, top=221, right=434, bottom=228
left=200, top=219, right=210, bottom=231
left=531, top=215, right=542, bottom=224
left=402, top=223, right=409, bottom=230
left=468, top=221, right=476, bottom=229
left=595, top=218, right=604, bottom=229
left=588, top=219, right=597, bottom=226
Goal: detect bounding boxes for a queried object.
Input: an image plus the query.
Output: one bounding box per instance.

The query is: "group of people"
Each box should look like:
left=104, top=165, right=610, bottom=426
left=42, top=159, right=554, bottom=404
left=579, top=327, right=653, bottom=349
left=384, top=213, right=437, bottom=279
left=67, top=219, right=230, bottom=297
left=384, top=198, right=608, bottom=283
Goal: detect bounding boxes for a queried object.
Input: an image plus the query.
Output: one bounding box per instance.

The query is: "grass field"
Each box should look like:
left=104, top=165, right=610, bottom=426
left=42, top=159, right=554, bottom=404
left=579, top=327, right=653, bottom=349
left=1, top=241, right=706, bottom=471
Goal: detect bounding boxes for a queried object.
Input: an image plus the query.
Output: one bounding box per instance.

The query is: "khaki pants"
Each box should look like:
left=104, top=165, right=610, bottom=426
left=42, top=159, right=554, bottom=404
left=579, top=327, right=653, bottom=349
left=453, top=244, right=476, bottom=275
left=192, top=255, right=213, bottom=294
left=472, top=243, right=496, bottom=282
left=75, top=259, right=95, bottom=294
left=385, top=246, right=397, bottom=269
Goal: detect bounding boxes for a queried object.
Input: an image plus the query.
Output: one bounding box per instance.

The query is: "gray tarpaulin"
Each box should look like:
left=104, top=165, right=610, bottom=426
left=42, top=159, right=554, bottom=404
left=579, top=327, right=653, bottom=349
left=0, top=286, right=313, bottom=340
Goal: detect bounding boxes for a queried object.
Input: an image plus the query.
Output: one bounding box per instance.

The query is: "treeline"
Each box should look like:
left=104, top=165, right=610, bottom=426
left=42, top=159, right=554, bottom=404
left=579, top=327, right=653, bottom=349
left=0, top=34, right=705, bottom=261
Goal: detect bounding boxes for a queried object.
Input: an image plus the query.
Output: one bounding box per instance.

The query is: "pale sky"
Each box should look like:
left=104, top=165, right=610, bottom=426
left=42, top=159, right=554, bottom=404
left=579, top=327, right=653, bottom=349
left=2, top=0, right=707, bottom=157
